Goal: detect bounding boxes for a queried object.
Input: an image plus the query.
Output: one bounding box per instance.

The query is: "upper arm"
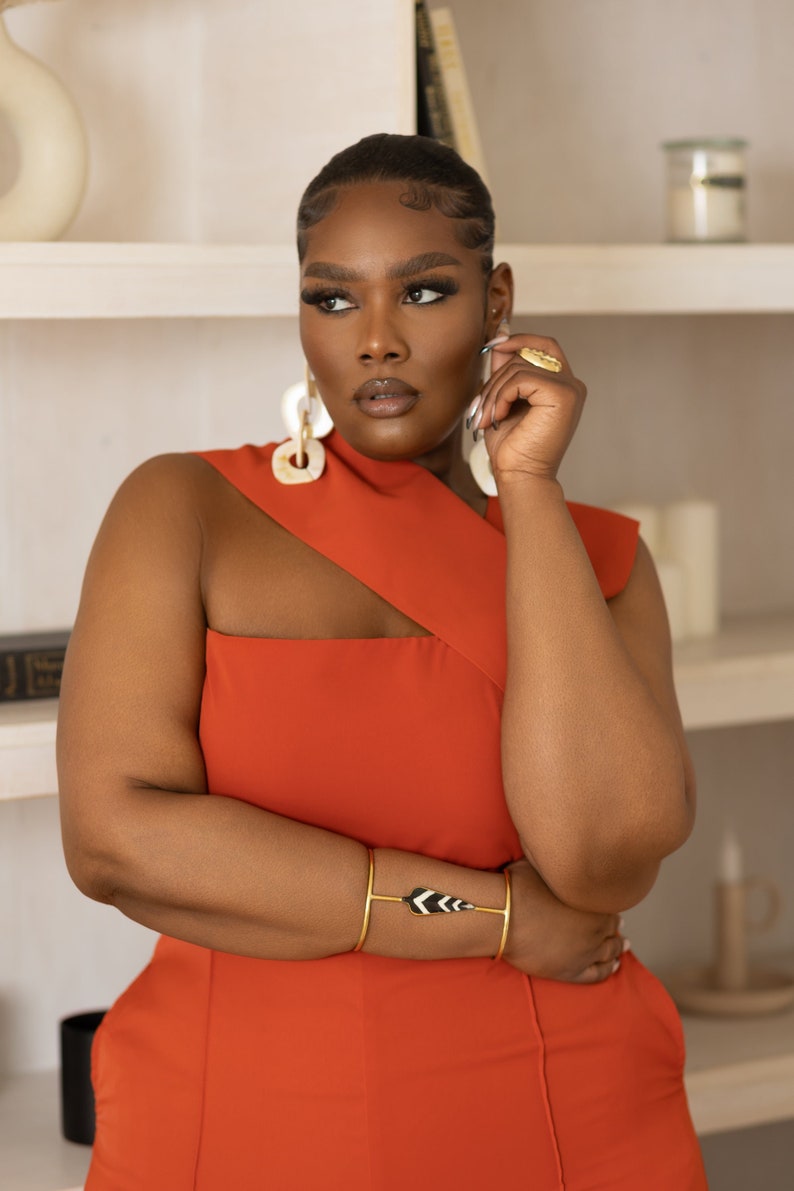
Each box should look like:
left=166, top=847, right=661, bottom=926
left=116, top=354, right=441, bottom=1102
left=607, top=535, right=696, bottom=815
left=57, top=454, right=210, bottom=890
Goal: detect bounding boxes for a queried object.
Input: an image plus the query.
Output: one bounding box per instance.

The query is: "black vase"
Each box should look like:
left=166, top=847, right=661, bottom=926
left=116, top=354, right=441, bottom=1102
left=60, top=1010, right=106, bottom=1145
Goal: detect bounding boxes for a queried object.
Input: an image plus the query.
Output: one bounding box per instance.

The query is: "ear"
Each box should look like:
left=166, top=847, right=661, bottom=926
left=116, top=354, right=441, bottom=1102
left=485, top=262, right=514, bottom=340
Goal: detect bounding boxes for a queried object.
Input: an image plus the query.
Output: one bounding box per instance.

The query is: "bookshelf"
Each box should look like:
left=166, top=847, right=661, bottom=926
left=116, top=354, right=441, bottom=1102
left=2, top=242, right=794, bottom=319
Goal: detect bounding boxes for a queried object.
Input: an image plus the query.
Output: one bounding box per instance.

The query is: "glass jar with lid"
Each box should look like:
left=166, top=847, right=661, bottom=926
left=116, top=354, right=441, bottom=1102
left=662, top=138, right=747, bottom=242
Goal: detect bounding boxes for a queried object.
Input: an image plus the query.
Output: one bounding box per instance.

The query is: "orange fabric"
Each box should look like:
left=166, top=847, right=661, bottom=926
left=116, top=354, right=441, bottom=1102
left=87, top=434, right=705, bottom=1190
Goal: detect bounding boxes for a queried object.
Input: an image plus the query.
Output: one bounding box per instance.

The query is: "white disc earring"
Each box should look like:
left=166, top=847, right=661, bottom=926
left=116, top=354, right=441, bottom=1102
left=464, top=329, right=502, bottom=497
left=468, top=437, right=497, bottom=497
left=271, top=368, right=333, bottom=485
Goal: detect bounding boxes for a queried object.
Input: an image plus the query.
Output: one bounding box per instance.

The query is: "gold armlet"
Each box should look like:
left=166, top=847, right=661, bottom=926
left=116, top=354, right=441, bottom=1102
left=353, top=850, right=512, bottom=961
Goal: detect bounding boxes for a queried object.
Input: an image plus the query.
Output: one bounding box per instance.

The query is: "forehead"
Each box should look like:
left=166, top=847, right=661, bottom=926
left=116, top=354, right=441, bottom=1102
left=300, top=180, right=479, bottom=275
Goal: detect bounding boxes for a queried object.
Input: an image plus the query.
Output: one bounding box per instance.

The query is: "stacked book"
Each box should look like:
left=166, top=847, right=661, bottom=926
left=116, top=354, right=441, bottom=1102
left=415, top=2, right=489, bottom=184
left=0, top=630, right=70, bottom=702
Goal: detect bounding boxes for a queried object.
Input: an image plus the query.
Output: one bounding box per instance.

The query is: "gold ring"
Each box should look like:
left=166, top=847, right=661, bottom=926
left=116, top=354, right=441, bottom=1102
left=517, top=347, right=563, bottom=373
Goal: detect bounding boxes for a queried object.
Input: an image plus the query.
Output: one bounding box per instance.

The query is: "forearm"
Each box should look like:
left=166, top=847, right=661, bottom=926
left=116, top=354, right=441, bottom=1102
left=498, top=477, right=689, bottom=910
left=67, top=787, right=508, bottom=962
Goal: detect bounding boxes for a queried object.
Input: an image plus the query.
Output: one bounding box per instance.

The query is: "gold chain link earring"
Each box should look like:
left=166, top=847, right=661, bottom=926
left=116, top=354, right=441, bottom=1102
left=271, top=366, right=334, bottom=485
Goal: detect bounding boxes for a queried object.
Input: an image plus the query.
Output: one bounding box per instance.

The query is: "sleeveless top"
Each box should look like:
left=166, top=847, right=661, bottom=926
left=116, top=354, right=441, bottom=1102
left=86, top=432, right=706, bottom=1191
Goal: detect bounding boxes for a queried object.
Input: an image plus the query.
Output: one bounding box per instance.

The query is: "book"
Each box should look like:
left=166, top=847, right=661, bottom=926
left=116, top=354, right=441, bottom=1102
left=414, top=0, right=455, bottom=147
left=0, top=629, right=71, bottom=702
left=429, top=6, right=489, bottom=185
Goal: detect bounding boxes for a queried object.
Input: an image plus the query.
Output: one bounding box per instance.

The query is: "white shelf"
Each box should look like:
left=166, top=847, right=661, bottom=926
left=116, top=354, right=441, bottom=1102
left=673, top=613, right=794, bottom=731
left=0, top=699, right=58, bottom=800
left=0, top=243, right=298, bottom=320
left=505, top=243, right=794, bottom=315
left=1, top=612, right=793, bottom=802
left=2, top=243, right=794, bottom=319
left=3, top=990, right=793, bottom=1189
left=0, top=1070, right=88, bottom=1191
left=683, top=1002, right=794, bottom=1137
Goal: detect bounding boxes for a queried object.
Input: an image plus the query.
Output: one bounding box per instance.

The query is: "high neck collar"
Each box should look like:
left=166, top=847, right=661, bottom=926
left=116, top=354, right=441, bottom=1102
left=325, top=430, right=497, bottom=525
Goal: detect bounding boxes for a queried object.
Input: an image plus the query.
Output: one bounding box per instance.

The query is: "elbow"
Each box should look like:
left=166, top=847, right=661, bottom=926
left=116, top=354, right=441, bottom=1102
left=61, top=820, right=123, bottom=906
left=528, top=849, right=663, bottom=915
left=521, top=791, right=696, bottom=914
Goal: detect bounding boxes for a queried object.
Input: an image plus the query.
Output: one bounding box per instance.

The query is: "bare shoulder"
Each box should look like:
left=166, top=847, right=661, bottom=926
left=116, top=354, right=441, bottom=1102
left=102, top=451, right=222, bottom=522
left=69, top=453, right=222, bottom=670
left=85, top=451, right=234, bottom=572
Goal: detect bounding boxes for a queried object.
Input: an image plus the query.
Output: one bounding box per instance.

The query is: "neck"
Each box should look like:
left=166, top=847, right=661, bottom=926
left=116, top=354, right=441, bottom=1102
left=412, top=423, right=488, bottom=516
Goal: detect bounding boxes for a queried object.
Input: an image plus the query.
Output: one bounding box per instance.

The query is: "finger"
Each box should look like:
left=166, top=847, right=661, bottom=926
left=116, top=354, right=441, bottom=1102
left=489, top=334, right=573, bottom=378
left=477, top=361, right=546, bottom=429
left=572, top=955, right=623, bottom=985
left=484, top=365, right=578, bottom=432
left=572, top=934, right=630, bottom=985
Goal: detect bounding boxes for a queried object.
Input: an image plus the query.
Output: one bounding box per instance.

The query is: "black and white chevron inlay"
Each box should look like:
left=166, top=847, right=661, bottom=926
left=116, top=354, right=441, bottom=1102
left=402, top=887, right=476, bottom=915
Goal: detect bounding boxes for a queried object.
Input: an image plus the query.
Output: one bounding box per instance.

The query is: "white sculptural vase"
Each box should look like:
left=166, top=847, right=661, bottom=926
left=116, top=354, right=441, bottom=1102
left=0, top=13, right=88, bottom=239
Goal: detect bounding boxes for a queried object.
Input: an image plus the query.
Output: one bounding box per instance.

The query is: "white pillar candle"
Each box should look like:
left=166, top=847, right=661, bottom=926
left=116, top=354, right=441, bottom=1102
left=662, top=500, right=719, bottom=637
left=611, top=503, right=663, bottom=559
left=718, top=825, right=743, bottom=884
left=655, top=559, right=688, bottom=642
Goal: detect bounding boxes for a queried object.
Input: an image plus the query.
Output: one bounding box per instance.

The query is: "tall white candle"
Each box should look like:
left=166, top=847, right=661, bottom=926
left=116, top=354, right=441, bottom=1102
left=718, top=825, right=743, bottom=884
left=662, top=500, right=719, bottom=637
left=612, top=503, right=662, bottom=559
left=655, top=559, right=687, bottom=642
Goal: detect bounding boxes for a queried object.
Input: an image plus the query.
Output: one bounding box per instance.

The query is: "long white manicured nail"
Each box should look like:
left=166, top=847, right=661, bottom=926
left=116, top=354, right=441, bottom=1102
left=622, top=938, right=632, bottom=953
left=611, top=959, right=621, bottom=974
left=482, top=334, right=510, bottom=350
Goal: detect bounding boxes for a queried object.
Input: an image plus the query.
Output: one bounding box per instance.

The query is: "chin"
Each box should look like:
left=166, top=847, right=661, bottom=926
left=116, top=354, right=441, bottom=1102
left=339, top=413, right=462, bottom=462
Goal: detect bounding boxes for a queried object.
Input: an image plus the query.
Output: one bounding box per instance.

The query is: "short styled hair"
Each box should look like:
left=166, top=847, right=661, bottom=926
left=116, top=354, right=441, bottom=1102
left=297, top=133, right=495, bottom=274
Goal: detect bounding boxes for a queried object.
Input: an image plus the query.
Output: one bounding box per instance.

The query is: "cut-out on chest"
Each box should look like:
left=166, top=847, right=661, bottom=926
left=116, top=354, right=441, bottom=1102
left=201, top=480, right=431, bottom=641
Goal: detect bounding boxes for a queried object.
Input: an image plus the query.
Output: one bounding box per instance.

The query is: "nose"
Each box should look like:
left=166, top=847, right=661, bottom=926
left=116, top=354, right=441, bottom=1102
left=356, top=298, right=409, bottom=365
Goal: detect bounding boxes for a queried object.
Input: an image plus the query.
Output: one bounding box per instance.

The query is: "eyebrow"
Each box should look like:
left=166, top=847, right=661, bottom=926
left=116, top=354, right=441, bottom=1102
left=302, top=252, right=463, bottom=283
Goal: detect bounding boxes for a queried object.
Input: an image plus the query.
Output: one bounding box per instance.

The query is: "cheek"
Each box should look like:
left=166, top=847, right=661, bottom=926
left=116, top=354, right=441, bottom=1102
left=300, top=321, right=342, bottom=385
left=432, top=334, right=485, bottom=397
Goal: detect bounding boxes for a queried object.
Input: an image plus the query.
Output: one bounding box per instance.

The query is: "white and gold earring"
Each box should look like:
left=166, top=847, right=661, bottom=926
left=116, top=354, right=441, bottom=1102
left=466, top=317, right=509, bottom=497
left=468, top=435, right=497, bottom=497
left=271, top=367, right=334, bottom=485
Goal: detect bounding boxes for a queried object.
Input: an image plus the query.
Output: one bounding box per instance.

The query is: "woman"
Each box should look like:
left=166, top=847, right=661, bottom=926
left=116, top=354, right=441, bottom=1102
left=58, top=133, right=706, bottom=1189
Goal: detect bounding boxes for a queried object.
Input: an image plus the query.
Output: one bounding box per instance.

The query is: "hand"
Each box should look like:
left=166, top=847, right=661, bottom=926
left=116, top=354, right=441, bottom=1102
left=473, top=334, right=586, bottom=485
left=503, top=858, right=626, bottom=983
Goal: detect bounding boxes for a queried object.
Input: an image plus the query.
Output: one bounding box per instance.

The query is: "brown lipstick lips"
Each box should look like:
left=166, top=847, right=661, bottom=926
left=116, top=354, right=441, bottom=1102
left=353, top=377, right=420, bottom=402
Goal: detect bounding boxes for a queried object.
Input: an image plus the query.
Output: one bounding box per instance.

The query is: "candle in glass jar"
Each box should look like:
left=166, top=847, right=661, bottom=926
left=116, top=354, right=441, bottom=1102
left=662, top=139, right=747, bottom=243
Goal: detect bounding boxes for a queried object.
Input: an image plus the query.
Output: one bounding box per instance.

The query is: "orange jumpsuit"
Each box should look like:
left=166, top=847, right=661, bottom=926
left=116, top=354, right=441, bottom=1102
left=87, top=433, right=706, bottom=1189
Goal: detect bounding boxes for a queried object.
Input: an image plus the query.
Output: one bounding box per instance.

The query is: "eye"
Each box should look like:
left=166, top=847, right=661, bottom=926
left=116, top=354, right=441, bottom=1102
left=404, top=286, right=446, bottom=306
left=300, top=288, right=355, bottom=313
left=402, top=276, right=458, bottom=305
left=319, top=294, right=353, bottom=312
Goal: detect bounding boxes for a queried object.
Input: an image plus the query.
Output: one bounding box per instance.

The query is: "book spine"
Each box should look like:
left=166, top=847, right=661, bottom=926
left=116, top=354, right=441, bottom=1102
left=414, top=0, right=455, bottom=147
left=0, top=646, right=66, bottom=701
left=429, top=7, right=489, bottom=184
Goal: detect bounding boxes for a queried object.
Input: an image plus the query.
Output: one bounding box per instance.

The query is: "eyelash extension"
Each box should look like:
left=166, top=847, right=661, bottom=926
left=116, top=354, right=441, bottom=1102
left=300, top=287, right=352, bottom=308
left=403, top=275, right=458, bottom=300
left=299, top=275, right=460, bottom=313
